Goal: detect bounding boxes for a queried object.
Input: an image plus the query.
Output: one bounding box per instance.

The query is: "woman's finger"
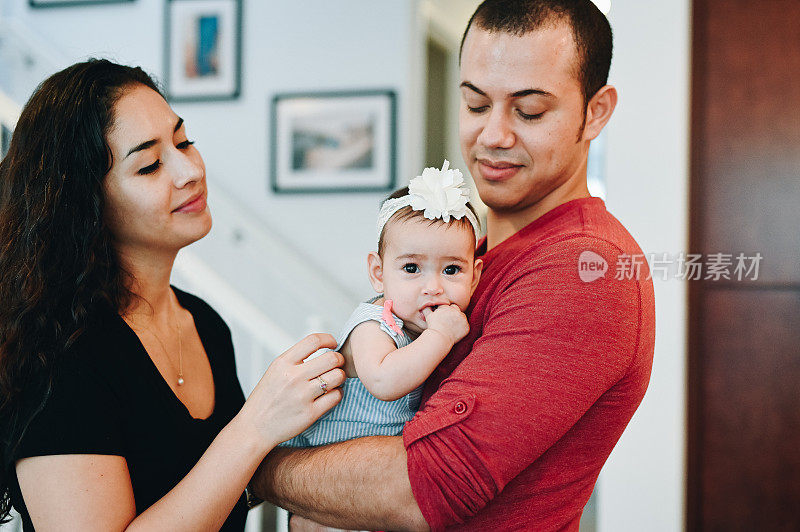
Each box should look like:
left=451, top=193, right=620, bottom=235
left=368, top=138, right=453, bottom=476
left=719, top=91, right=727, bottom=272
left=281, top=333, right=337, bottom=364
left=319, top=367, right=346, bottom=389
left=309, top=368, right=346, bottom=400
left=301, top=349, right=344, bottom=378
left=311, top=388, right=343, bottom=419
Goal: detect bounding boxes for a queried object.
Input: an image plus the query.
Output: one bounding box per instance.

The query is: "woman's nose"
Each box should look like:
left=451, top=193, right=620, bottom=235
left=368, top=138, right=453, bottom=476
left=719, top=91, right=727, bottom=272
left=173, top=151, right=204, bottom=189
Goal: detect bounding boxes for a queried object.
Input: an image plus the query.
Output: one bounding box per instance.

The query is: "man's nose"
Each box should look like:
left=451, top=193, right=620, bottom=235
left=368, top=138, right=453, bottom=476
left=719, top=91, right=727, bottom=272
left=477, top=108, right=515, bottom=149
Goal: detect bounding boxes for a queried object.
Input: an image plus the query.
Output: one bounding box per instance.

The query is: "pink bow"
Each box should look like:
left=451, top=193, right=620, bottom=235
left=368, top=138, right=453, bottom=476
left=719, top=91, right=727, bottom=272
left=382, top=300, right=404, bottom=336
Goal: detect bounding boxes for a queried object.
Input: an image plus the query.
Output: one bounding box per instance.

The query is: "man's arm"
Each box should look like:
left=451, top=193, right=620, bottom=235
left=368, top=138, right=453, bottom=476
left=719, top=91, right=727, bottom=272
left=252, top=236, right=650, bottom=530
left=251, top=435, right=428, bottom=532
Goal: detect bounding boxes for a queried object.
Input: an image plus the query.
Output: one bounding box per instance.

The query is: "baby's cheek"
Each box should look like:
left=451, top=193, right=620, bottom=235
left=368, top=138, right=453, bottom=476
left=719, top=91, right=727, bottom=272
left=454, top=285, right=473, bottom=310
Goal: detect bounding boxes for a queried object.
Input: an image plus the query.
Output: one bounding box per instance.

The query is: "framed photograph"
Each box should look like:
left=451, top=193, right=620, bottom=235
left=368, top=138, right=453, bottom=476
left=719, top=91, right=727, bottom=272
left=29, top=0, right=133, bottom=7
left=270, top=90, right=397, bottom=194
left=165, top=0, right=242, bottom=101
left=1, top=125, right=11, bottom=159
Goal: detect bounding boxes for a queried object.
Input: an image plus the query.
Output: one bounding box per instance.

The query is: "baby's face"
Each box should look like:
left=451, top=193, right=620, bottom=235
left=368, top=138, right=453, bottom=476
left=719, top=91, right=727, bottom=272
left=375, top=218, right=481, bottom=334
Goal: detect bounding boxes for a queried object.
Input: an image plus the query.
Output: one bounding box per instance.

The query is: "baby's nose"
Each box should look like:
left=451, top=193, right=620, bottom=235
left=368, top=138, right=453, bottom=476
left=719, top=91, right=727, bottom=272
left=422, top=277, right=444, bottom=295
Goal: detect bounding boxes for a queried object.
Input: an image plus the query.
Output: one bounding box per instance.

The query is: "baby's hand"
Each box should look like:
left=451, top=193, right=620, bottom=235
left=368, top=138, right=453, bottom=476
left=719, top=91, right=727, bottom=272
left=423, top=304, right=470, bottom=346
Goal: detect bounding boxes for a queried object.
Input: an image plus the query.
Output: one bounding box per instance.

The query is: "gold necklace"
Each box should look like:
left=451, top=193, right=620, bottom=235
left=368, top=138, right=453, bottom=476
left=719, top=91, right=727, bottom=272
left=175, top=313, right=184, bottom=386
left=127, top=296, right=184, bottom=386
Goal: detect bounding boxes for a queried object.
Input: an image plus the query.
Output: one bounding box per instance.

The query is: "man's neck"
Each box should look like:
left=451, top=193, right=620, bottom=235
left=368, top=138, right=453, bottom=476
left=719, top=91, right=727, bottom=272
left=485, top=181, right=591, bottom=251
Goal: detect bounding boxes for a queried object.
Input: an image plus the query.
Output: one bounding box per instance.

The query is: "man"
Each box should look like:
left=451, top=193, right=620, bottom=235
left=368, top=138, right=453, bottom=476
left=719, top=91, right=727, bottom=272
left=252, top=1, right=655, bottom=530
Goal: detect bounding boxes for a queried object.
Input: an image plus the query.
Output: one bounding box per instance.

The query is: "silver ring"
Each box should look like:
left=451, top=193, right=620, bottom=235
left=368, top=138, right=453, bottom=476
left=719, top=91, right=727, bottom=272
left=316, top=376, right=328, bottom=395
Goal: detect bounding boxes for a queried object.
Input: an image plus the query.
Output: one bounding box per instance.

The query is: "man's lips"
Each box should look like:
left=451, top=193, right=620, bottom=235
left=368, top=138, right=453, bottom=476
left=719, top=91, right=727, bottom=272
left=172, top=192, right=206, bottom=213
left=477, top=159, right=523, bottom=181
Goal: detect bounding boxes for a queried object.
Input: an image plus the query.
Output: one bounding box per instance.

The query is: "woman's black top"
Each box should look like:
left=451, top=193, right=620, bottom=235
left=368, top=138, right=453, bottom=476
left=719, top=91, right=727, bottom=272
left=8, top=287, right=248, bottom=531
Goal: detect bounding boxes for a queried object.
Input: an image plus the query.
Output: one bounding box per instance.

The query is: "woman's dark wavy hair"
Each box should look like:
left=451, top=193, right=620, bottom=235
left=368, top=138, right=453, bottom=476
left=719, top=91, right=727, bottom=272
left=0, top=59, right=162, bottom=522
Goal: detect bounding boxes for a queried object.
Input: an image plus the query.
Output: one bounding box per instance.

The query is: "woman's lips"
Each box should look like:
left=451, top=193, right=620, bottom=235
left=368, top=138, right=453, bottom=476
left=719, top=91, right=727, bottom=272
left=173, top=192, right=206, bottom=213
left=478, top=160, right=523, bottom=181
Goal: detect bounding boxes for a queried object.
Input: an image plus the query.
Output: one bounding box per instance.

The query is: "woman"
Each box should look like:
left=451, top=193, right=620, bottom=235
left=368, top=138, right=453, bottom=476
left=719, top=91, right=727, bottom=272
left=0, top=59, right=345, bottom=530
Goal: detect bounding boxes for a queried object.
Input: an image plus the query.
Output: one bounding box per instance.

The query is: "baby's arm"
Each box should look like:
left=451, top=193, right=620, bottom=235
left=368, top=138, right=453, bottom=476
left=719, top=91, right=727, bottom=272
left=348, top=304, right=469, bottom=401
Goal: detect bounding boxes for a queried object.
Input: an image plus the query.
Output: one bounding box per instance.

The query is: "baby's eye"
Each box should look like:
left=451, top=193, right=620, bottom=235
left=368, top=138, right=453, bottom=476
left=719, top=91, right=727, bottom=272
left=443, top=265, right=462, bottom=275
left=403, top=263, right=419, bottom=274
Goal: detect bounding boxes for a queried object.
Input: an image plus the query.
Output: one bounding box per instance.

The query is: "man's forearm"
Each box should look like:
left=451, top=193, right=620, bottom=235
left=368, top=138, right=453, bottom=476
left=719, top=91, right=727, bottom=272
left=251, top=436, right=428, bottom=531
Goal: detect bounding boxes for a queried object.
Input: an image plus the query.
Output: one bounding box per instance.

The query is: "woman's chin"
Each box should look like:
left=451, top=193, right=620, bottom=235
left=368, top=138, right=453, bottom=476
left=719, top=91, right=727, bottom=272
left=181, top=211, right=213, bottom=245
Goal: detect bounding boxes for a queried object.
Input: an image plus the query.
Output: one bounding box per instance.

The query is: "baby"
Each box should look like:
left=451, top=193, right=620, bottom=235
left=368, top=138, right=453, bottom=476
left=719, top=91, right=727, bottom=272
left=282, top=160, right=483, bottom=447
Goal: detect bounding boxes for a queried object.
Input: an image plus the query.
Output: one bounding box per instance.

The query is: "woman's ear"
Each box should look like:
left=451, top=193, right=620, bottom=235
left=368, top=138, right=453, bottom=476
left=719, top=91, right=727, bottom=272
left=367, top=252, right=384, bottom=293
left=470, top=258, right=484, bottom=296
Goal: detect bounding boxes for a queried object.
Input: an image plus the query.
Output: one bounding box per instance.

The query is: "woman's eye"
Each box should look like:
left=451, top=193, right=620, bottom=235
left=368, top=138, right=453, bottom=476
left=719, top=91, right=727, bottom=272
left=517, top=109, right=544, bottom=121
left=444, top=265, right=462, bottom=275
left=138, top=160, right=161, bottom=175
left=177, top=140, right=195, bottom=150
left=403, top=264, right=419, bottom=274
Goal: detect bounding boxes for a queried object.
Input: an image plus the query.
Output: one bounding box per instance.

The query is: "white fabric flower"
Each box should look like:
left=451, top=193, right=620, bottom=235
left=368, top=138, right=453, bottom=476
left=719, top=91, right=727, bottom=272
left=408, top=160, right=470, bottom=222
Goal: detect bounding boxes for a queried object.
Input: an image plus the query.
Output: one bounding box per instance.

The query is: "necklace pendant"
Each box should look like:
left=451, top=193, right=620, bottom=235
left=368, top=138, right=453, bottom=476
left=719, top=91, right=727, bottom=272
left=177, top=376, right=185, bottom=386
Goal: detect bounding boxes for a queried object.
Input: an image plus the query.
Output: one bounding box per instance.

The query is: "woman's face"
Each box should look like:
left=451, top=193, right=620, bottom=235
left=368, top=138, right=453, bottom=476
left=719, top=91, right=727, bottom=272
left=103, top=84, right=211, bottom=256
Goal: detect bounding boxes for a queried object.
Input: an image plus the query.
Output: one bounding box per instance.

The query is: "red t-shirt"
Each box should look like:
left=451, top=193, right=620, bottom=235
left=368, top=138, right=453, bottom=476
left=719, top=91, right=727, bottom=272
left=403, top=197, right=656, bottom=531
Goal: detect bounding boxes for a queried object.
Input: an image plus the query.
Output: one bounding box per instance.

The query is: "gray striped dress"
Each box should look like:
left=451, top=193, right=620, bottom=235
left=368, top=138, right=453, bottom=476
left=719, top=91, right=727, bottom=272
left=281, top=300, right=422, bottom=447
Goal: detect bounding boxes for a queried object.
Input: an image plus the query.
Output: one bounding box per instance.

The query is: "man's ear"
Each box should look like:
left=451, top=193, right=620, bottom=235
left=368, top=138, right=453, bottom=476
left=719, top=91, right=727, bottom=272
left=582, top=85, right=618, bottom=142
left=367, top=252, right=384, bottom=293
left=470, top=258, right=484, bottom=296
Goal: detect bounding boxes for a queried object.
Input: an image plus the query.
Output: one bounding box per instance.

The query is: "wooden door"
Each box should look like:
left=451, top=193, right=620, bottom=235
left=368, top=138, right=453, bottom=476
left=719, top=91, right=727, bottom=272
left=689, top=0, right=800, bottom=530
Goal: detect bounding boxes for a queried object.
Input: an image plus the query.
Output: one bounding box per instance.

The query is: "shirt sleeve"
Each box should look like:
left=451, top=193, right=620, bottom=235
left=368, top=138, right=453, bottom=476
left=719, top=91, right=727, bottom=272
left=14, top=358, right=125, bottom=461
left=402, top=237, right=645, bottom=529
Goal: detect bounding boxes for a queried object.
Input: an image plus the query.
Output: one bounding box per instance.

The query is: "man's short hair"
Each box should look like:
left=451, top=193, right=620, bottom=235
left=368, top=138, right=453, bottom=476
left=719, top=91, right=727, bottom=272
left=460, top=0, right=613, bottom=108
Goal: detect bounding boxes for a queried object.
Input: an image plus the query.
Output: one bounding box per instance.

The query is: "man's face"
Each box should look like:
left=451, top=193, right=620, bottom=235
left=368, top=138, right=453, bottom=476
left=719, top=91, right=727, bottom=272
left=459, top=24, right=592, bottom=215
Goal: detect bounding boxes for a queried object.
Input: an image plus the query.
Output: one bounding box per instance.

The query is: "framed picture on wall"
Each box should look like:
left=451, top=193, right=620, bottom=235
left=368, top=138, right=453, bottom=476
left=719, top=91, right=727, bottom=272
left=29, top=0, right=133, bottom=7
left=270, top=90, right=397, bottom=194
left=165, top=0, right=242, bottom=101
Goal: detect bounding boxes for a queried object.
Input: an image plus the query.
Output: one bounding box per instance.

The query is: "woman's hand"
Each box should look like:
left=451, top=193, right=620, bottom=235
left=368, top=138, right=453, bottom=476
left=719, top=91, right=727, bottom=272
left=238, top=333, right=346, bottom=450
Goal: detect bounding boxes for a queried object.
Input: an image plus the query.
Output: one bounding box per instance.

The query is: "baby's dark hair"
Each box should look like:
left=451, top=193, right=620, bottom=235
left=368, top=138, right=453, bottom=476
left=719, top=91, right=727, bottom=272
left=377, top=186, right=480, bottom=257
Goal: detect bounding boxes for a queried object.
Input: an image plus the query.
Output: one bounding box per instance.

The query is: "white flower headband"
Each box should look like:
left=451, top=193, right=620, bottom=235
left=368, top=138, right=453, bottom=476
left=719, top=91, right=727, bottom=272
left=376, top=160, right=481, bottom=245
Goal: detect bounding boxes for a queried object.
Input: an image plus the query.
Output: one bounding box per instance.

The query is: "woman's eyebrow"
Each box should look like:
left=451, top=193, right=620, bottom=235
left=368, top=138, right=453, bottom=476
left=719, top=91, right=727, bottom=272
left=124, top=117, right=184, bottom=159
left=125, top=139, right=157, bottom=159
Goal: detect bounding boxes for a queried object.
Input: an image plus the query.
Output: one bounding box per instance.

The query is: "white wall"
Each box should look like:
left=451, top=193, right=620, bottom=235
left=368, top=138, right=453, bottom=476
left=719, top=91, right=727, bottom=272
left=599, top=1, right=690, bottom=531
left=4, top=0, right=419, bottom=306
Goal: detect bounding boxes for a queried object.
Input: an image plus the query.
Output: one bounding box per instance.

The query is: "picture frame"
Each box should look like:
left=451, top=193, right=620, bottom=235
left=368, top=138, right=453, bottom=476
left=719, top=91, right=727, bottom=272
left=270, top=90, right=397, bottom=194
left=29, top=0, right=133, bottom=7
left=164, top=0, right=242, bottom=102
